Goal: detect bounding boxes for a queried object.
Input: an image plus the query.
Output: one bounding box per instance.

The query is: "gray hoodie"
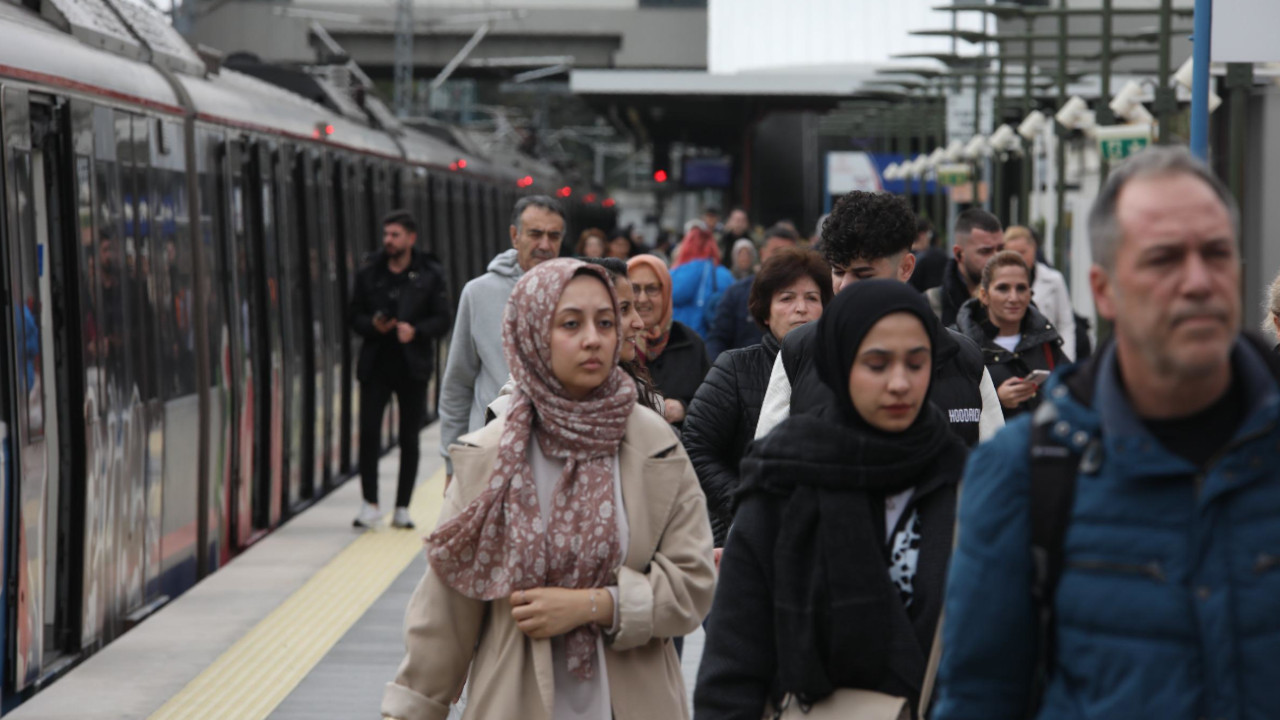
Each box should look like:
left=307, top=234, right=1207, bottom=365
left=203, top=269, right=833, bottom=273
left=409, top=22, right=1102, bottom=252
left=438, top=248, right=524, bottom=473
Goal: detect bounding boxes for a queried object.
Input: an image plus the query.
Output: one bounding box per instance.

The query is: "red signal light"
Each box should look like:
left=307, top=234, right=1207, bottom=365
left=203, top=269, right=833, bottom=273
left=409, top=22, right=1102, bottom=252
left=457, top=159, right=467, bottom=169
left=324, top=124, right=335, bottom=135
left=584, top=193, right=597, bottom=203
left=517, top=175, right=533, bottom=188
left=558, top=186, right=572, bottom=198
left=653, top=169, right=668, bottom=183
left=450, top=161, right=459, bottom=171
left=602, top=198, right=616, bottom=208
left=312, top=129, right=321, bottom=139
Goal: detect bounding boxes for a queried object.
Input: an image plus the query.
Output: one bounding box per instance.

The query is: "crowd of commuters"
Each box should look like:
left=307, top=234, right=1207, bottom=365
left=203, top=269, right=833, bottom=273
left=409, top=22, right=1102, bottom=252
left=377, top=145, right=1280, bottom=720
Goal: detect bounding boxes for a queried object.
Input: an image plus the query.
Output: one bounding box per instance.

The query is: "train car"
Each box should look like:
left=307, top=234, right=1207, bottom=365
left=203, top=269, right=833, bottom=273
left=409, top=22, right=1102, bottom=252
left=0, top=0, right=614, bottom=710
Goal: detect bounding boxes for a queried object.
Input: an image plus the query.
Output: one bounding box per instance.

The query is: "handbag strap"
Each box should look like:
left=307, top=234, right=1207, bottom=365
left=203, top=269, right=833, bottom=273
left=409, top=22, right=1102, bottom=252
left=917, top=610, right=944, bottom=718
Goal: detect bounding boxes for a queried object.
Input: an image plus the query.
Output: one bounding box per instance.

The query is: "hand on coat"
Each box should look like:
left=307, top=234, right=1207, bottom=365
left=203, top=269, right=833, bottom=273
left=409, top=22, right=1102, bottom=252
left=510, top=587, right=614, bottom=639
left=996, top=376, right=1038, bottom=409
left=373, top=315, right=397, bottom=334
left=396, top=322, right=416, bottom=344
left=663, top=398, right=686, bottom=424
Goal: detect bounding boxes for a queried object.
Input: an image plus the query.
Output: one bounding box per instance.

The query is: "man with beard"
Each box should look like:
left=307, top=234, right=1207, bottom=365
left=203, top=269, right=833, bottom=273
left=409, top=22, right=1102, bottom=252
left=926, top=208, right=1004, bottom=326
left=350, top=210, right=450, bottom=529
left=438, top=195, right=566, bottom=489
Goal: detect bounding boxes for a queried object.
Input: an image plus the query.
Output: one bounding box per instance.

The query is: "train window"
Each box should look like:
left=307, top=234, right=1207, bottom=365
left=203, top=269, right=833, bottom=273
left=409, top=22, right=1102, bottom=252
left=152, top=122, right=195, bottom=398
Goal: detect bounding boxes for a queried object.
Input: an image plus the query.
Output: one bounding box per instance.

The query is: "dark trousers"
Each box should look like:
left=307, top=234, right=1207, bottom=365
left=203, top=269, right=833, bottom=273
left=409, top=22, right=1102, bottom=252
left=358, top=373, right=428, bottom=508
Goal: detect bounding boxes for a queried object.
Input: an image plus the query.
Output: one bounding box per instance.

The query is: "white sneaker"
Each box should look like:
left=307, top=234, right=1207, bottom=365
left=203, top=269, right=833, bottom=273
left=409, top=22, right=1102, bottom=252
left=391, top=507, right=416, bottom=530
left=353, top=502, right=382, bottom=528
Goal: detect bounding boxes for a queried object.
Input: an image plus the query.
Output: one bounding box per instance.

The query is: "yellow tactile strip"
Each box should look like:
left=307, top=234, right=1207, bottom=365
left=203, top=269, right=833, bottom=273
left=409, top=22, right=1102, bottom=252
left=148, top=470, right=445, bottom=720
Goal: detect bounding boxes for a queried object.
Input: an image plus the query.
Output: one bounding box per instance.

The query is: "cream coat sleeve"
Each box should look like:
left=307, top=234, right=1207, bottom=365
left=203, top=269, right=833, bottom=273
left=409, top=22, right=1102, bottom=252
left=753, top=352, right=791, bottom=440
left=978, top=367, right=1005, bottom=443
left=382, top=484, right=486, bottom=720
left=610, top=449, right=717, bottom=652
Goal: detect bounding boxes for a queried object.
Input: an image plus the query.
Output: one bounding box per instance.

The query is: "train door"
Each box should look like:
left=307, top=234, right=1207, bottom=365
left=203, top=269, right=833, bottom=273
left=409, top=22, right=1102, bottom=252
left=246, top=142, right=282, bottom=530
left=318, top=156, right=343, bottom=479
left=1, top=88, right=83, bottom=688
left=294, top=151, right=328, bottom=492
left=332, top=157, right=354, bottom=476
left=275, top=145, right=304, bottom=510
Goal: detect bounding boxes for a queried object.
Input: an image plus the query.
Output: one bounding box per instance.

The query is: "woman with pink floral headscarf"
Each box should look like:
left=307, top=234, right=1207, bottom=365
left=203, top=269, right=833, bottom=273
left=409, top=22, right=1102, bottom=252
left=382, top=258, right=715, bottom=720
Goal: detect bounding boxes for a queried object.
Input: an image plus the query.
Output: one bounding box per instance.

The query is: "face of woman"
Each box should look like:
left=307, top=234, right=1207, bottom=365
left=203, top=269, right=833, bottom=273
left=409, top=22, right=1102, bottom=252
left=583, top=235, right=606, bottom=258
left=628, top=265, right=665, bottom=331
left=734, top=248, right=754, bottom=272
left=614, top=277, right=645, bottom=363
left=981, top=265, right=1032, bottom=331
left=766, top=275, right=824, bottom=341
left=608, top=237, right=631, bottom=259
left=550, top=275, right=619, bottom=400
left=847, top=312, right=932, bottom=433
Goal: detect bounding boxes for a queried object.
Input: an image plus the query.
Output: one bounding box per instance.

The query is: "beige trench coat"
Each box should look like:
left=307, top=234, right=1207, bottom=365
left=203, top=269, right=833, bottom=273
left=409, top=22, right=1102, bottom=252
left=382, top=403, right=716, bottom=720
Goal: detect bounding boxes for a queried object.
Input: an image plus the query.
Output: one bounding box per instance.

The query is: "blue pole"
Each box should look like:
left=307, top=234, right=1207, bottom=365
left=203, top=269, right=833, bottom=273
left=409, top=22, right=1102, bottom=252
left=1189, top=0, right=1213, bottom=160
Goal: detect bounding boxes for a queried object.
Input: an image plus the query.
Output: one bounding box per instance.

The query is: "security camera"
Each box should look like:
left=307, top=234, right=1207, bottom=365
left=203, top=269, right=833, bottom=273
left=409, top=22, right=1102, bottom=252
left=927, top=147, right=947, bottom=168
left=944, top=139, right=967, bottom=162
left=1109, top=80, right=1147, bottom=122
left=988, top=124, right=1022, bottom=153
left=1017, top=110, right=1049, bottom=140
left=1173, top=57, right=1223, bottom=112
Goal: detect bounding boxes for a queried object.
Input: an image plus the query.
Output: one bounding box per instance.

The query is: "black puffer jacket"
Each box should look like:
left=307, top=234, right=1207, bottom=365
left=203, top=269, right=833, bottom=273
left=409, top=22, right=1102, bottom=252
left=782, top=320, right=987, bottom=447
left=682, top=332, right=780, bottom=546
left=647, top=320, right=712, bottom=430
left=954, top=297, right=1068, bottom=419
left=350, top=249, right=451, bottom=383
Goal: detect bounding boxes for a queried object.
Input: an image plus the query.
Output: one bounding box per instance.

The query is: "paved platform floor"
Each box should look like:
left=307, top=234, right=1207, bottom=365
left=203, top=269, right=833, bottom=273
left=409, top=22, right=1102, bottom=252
left=8, top=422, right=708, bottom=720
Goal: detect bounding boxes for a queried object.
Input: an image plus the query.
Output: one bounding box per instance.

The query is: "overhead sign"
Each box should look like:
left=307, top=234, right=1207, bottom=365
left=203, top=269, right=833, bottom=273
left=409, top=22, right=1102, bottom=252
left=936, top=163, right=972, bottom=187
left=1095, top=124, right=1153, bottom=161
left=826, top=152, right=882, bottom=194
left=1212, top=0, right=1280, bottom=63
left=947, top=88, right=994, bottom=143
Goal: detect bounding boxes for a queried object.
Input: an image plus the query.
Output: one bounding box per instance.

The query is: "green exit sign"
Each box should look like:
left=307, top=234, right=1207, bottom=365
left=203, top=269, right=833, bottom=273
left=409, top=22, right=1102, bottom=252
left=936, top=163, right=971, bottom=187
left=1096, top=125, right=1153, bottom=160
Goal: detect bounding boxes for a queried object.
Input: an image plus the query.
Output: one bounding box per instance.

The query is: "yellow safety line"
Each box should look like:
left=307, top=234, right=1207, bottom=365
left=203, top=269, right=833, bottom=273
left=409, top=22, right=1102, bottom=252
left=148, top=469, right=446, bottom=720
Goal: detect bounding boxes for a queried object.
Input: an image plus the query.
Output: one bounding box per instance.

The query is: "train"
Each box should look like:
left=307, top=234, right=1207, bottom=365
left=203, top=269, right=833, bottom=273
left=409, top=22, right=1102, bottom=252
left=0, top=0, right=615, bottom=708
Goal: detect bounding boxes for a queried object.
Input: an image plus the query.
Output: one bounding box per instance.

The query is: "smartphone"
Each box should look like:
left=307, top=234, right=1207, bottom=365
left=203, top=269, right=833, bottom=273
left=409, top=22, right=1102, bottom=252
left=1024, top=369, right=1052, bottom=385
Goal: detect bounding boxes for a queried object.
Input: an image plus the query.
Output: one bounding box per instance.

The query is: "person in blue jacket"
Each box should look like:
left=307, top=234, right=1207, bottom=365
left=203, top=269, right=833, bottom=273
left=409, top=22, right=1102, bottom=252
left=670, top=224, right=735, bottom=339
left=934, top=146, right=1280, bottom=720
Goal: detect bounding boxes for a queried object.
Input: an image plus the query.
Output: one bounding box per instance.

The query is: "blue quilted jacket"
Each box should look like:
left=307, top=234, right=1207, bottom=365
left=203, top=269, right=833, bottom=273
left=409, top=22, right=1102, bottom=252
left=670, top=258, right=734, bottom=339
left=934, top=337, right=1280, bottom=720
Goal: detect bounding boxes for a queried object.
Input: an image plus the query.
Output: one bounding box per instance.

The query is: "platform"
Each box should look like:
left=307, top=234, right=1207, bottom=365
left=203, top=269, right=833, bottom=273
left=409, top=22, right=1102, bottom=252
left=7, top=422, right=704, bottom=720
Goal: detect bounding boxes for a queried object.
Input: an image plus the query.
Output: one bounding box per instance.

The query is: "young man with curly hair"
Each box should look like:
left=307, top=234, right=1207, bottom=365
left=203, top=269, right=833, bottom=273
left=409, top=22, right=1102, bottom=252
left=753, top=191, right=1004, bottom=447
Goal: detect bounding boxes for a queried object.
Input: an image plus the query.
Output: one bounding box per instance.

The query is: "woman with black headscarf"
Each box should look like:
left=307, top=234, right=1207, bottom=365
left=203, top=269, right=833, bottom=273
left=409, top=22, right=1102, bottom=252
left=693, top=279, right=968, bottom=720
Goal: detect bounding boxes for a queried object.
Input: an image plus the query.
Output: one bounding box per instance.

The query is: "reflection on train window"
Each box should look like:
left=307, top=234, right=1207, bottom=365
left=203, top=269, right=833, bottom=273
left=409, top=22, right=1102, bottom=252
left=12, top=151, right=44, bottom=438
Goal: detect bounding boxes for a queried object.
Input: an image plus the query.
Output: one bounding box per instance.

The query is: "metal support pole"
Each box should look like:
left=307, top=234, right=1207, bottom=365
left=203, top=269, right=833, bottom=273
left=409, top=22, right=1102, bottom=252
left=1098, top=0, right=1116, bottom=180
left=1021, top=15, right=1034, bottom=225
left=1155, top=0, right=1178, bottom=143
left=1226, top=63, right=1252, bottom=206
left=995, top=56, right=1006, bottom=219
left=973, top=70, right=983, bottom=207
left=1189, top=0, right=1214, bottom=159
left=1055, top=0, right=1069, bottom=274
left=393, top=0, right=414, bottom=117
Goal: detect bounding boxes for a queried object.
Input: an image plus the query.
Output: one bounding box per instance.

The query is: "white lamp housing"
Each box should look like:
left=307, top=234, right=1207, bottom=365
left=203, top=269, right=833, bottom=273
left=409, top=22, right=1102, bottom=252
left=963, top=135, right=991, bottom=160
left=1055, top=95, right=1092, bottom=130
left=927, top=147, right=947, bottom=167
left=1125, top=103, right=1155, bottom=126
left=883, top=163, right=901, bottom=181
left=1017, top=110, right=1049, bottom=140
left=988, top=124, right=1022, bottom=153
left=944, top=139, right=967, bottom=162
left=1109, top=80, right=1146, bottom=121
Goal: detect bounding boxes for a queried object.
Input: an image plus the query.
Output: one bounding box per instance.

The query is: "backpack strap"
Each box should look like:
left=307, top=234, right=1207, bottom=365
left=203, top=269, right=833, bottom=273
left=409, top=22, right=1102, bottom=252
left=1026, top=405, right=1090, bottom=715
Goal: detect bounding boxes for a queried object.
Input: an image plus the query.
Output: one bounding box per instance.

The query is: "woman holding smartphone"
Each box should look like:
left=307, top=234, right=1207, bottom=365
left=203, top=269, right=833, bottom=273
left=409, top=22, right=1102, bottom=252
left=952, top=250, right=1068, bottom=419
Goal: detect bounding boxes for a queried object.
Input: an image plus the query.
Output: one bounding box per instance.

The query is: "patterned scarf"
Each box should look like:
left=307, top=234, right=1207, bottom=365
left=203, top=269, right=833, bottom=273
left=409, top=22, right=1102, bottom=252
left=427, top=259, right=636, bottom=680
left=626, top=254, right=673, bottom=363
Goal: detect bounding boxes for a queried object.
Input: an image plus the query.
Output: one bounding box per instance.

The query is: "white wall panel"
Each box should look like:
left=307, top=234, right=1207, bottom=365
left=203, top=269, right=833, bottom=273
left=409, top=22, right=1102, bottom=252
left=709, top=0, right=983, bottom=74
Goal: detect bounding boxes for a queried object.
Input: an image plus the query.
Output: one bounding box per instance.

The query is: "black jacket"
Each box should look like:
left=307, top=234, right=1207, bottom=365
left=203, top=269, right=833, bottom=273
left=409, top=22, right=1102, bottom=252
left=953, top=297, right=1068, bottom=419
left=648, top=320, right=711, bottom=429
left=706, top=275, right=764, bottom=361
left=681, top=332, right=779, bottom=546
left=694, top=417, right=965, bottom=718
left=909, top=246, right=949, bottom=293
left=781, top=320, right=986, bottom=447
left=925, top=259, right=973, bottom=328
left=349, top=249, right=451, bottom=383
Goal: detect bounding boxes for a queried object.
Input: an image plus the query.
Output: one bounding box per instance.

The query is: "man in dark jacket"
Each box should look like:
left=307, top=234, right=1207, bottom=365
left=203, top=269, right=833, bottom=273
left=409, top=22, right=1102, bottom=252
left=705, top=225, right=799, bottom=360
left=755, top=191, right=1003, bottom=447
left=934, top=148, right=1280, bottom=720
left=349, top=210, right=450, bottom=530
left=925, top=208, right=1004, bottom=327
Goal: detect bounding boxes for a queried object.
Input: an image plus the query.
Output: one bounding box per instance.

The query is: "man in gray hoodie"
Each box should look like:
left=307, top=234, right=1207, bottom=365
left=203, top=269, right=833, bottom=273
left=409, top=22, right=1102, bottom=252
left=439, top=195, right=566, bottom=481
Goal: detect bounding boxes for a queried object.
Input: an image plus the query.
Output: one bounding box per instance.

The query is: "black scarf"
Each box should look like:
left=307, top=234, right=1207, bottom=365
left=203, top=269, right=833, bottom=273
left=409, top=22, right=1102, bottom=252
left=739, top=280, right=961, bottom=704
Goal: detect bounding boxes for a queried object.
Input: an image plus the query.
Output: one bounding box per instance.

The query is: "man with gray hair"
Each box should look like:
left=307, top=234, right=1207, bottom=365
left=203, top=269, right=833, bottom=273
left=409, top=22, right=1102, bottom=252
left=438, top=196, right=566, bottom=485
left=934, top=146, right=1280, bottom=720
